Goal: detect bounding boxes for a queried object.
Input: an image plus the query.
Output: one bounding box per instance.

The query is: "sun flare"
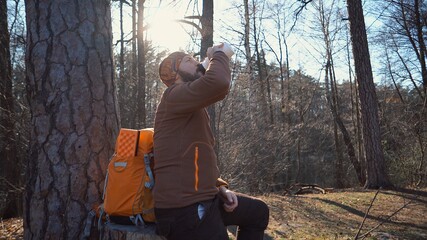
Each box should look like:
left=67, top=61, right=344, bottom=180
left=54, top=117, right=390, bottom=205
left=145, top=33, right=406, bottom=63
left=146, top=8, right=192, bottom=52
left=112, top=3, right=196, bottom=53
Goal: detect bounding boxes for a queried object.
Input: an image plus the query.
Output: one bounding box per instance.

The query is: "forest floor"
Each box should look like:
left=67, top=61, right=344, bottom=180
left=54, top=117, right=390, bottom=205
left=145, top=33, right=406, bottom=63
left=1, top=188, right=426, bottom=240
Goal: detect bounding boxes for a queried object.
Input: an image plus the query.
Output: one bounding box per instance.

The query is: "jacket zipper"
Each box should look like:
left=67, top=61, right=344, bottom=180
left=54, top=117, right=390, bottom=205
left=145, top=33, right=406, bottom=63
left=194, top=146, right=199, bottom=191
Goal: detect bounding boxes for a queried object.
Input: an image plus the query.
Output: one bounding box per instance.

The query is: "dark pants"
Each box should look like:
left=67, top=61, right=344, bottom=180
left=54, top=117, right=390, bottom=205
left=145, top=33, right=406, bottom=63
left=154, top=193, right=269, bottom=240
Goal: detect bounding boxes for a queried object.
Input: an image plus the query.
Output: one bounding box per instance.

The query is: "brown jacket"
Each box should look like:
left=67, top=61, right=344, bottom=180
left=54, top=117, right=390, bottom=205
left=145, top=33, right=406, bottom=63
left=153, top=52, right=230, bottom=208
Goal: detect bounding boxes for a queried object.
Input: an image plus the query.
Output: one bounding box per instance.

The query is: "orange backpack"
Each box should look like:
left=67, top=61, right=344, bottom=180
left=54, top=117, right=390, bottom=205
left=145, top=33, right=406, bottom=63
left=102, top=128, right=156, bottom=225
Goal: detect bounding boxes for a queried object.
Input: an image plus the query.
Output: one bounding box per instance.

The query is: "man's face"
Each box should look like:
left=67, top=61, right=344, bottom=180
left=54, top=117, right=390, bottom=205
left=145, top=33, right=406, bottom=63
left=177, top=55, right=204, bottom=83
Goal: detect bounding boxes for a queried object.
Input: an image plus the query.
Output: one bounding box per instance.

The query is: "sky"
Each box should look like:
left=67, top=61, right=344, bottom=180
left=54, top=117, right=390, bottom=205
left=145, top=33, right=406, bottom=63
left=111, top=0, right=386, bottom=83
left=6, top=0, right=385, bottom=84
left=111, top=1, right=211, bottom=54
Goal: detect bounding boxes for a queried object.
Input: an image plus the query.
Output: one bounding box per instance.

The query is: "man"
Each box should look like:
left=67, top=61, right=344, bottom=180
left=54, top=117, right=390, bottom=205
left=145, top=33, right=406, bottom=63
left=153, top=43, right=269, bottom=240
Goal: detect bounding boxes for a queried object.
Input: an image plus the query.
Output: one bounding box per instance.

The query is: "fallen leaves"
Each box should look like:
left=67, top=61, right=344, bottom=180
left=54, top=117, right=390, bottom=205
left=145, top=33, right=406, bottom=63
left=0, top=218, right=23, bottom=240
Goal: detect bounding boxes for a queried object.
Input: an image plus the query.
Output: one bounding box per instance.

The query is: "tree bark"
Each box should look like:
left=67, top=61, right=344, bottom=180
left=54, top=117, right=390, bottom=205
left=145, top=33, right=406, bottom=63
left=24, top=1, right=120, bottom=239
left=347, top=0, right=392, bottom=189
left=0, top=0, right=21, bottom=218
left=200, top=0, right=213, bottom=59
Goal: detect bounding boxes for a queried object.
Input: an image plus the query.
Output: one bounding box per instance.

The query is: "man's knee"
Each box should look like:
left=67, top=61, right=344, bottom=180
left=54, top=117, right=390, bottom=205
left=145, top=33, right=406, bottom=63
left=255, top=199, right=269, bottom=229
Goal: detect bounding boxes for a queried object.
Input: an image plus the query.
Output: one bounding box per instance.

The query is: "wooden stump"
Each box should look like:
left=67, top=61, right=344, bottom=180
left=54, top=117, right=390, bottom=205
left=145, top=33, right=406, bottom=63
left=102, top=223, right=166, bottom=240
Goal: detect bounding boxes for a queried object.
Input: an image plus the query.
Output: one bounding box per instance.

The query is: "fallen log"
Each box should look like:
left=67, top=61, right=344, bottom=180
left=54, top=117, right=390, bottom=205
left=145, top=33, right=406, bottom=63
left=284, top=183, right=327, bottom=195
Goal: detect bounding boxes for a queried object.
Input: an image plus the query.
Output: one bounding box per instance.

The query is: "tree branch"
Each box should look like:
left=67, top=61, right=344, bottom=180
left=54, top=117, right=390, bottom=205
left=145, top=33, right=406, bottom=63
left=290, top=0, right=314, bottom=32
left=115, top=37, right=135, bottom=46
left=112, top=0, right=131, bottom=7
left=184, top=15, right=202, bottom=20
left=359, top=198, right=415, bottom=239
left=176, top=19, right=203, bottom=35
left=355, top=189, right=380, bottom=239
left=0, top=177, right=24, bottom=193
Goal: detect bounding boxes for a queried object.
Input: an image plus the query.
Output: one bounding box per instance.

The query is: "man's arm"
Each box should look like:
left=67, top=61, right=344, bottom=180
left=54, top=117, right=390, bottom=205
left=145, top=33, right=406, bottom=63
left=164, top=51, right=231, bottom=113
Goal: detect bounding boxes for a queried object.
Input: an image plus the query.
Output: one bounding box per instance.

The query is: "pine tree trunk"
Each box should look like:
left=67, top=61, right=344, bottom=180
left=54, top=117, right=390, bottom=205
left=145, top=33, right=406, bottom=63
left=0, top=0, right=21, bottom=218
left=200, top=0, right=213, bottom=59
left=200, top=0, right=216, bottom=147
left=24, top=1, right=120, bottom=239
left=346, top=0, right=392, bottom=189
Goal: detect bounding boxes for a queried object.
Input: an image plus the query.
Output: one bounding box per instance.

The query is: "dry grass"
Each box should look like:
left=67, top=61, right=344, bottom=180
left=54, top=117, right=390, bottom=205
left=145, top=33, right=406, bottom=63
left=1, top=188, right=427, bottom=240
left=257, top=188, right=427, bottom=239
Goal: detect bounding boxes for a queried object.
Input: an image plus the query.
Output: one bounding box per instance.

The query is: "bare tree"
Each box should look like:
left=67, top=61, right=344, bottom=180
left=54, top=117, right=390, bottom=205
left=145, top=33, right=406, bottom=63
left=252, top=0, right=269, bottom=124
left=243, top=0, right=256, bottom=124
left=264, top=1, right=292, bottom=124
left=346, top=0, right=392, bottom=189
left=314, top=0, right=365, bottom=186
left=137, top=0, right=147, bottom=128
left=24, top=0, right=119, bottom=238
left=0, top=0, right=20, bottom=218
left=376, top=0, right=427, bottom=186
left=119, top=0, right=126, bottom=112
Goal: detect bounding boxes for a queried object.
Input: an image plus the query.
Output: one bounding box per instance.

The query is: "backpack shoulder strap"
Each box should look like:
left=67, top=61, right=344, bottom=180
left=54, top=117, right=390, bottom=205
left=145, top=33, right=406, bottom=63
left=144, top=153, right=155, bottom=189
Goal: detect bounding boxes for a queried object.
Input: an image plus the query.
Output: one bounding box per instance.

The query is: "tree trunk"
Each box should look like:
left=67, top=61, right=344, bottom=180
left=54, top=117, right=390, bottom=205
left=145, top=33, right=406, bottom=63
left=243, top=0, right=255, bottom=124
left=414, top=0, right=427, bottom=95
left=0, top=0, right=21, bottom=218
left=295, top=136, right=301, bottom=183
left=346, top=0, right=392, bottom=189
left=325, top=63, right=345, bottom=188
left=331, top=61, right=365, bottom=186
left=252, top=0, right=268, bottom=123
left=261, top=50, right=274, bottom=124
left=24, top=1, right=120, bottom=239
left=346, top=22, right=366, bottom=185
left=137, top=0, right=146, bottom=128
left=319, top=1, right=364, bottom=186
left=200, top=0, right=217, bottom=152
left=200, top=0, right=213, bottom=59
left=130, top=0, right=137, bottom=129
left=102, top=223, right=165, bottom=240
left=119, top=0, right=126, bottom=126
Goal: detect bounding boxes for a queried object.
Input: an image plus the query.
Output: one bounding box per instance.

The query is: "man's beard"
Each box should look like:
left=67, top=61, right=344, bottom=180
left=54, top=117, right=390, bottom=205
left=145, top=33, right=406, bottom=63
left=178, top=64, right=205, bottom=83
left=197, top=63, right=206, bottom=75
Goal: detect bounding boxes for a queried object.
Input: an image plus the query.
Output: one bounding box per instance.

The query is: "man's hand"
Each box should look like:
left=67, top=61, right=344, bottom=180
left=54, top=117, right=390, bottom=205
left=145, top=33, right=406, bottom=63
left=219, top=186, right=238, bottom=212
left=207, top=43, right=225, bottom=59
left=207, top=42, right=234, bottom=60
